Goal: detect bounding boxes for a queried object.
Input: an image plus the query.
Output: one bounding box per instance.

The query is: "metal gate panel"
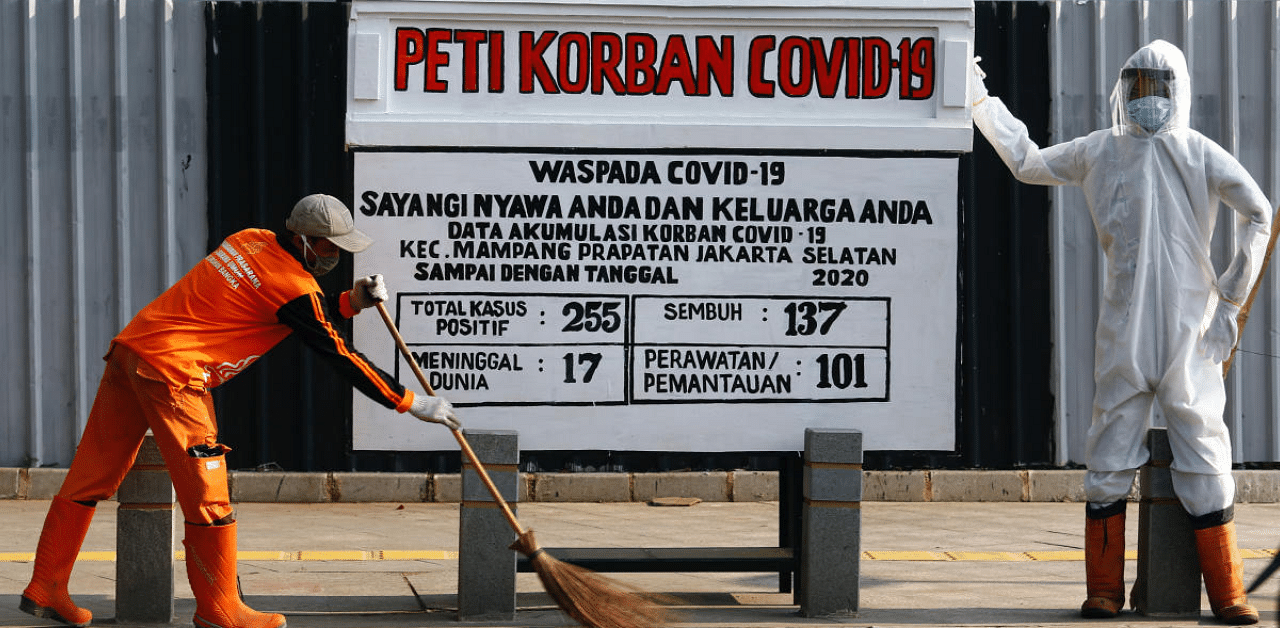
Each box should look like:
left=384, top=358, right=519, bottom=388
left=0, top=0, right=207, bottom=468
left=25, top=1, right=1280, bottom=472
left=1048, top=1, right=1280, bottom=465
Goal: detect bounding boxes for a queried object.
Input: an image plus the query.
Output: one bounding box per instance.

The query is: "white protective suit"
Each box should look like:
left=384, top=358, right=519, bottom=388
left=972, top=40, right=1272, bottom=516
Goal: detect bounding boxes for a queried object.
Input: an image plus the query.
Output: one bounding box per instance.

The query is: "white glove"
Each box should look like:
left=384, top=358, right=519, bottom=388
left=409, top=395, right=460, bottom=430
left=350, top=274, right=387, bottom=312
left=1201, top=299, right=1241, bottom=363
left=971, top=56, right=989, bottom=106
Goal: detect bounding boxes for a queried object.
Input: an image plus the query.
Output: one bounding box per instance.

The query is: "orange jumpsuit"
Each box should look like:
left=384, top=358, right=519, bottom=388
left=57, top=229, right=414, bottom=524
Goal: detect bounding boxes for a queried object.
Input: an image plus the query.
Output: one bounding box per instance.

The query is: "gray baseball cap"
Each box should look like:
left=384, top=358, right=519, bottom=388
left=284, top=194, right=373, bottom=253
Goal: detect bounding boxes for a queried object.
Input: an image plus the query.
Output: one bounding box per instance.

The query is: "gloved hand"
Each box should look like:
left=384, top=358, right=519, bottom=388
left=409, top=394, right=460, bottom=430
left=350, top=274, right=387, bottom=312
left=971, top=56, right=989, bottom=106
left=1201, top=299, right=1241, bottom=363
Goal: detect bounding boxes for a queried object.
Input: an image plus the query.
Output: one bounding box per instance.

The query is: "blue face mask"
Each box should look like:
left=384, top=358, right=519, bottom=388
left=1126, top=96, right=1172, bottom=133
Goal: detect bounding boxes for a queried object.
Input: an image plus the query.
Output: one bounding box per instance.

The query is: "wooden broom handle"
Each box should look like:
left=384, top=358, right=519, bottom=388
left=375, top=301, right=528, bottom=537
left=1223, top=206, right=1280, bottom=377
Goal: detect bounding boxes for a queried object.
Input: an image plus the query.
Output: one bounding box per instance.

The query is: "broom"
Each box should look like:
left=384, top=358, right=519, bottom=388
left=1230, top=208, right=1280, bottom=595
left=374, top=301, right=670, bottom=628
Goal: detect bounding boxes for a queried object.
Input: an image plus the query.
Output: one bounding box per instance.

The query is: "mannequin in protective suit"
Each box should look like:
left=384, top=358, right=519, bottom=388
left=970, top=40, right=1271, bottom=624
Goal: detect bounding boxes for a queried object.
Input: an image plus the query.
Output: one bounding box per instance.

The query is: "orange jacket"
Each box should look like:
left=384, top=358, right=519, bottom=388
left=113, top=228, right=413, bottom=412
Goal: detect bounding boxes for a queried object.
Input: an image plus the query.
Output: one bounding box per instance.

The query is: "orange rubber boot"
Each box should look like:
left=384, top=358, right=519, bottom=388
left=20, top=496, right=95, bottom=627
left=1081, top=506, right=1126, bottom=618
left=1195, top=521, right=1258, bottom=625
left=184, top=522, right=286, bottom=628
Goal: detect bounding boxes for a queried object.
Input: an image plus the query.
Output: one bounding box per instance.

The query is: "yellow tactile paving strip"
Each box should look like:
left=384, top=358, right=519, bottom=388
left=0, top=548, right=1275, bottom=563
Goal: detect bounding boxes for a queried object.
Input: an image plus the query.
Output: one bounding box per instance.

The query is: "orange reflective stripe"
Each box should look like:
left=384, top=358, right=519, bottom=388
left=306, top=293, right=403, bottom=405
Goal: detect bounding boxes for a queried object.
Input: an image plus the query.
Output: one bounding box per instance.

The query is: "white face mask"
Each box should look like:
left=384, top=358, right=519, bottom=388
left=1126, top=96, right=1173, bottom=133
left=300, top=236, right=339, bottom=276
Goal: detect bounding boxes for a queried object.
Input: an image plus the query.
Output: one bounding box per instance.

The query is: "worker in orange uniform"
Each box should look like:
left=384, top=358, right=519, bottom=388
left=21, top=194, right=459, bottom=628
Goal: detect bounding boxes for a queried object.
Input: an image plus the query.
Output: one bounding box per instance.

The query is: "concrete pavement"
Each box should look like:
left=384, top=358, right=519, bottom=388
left=1, top=500, right=1278, bottom=628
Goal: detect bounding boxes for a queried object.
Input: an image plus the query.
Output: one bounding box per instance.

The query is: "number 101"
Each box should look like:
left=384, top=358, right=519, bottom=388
left=815, top=353, right=868, bottom=389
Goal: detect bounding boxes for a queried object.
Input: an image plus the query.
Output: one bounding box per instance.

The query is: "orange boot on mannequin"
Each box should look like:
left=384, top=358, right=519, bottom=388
left=20, top=496, right=96, bottom=627
left=184, top=521, right=286, bottom=628
left=1081, top=502, right=1126, bottom=618
left=1194, top=516, right=1258, bottom=625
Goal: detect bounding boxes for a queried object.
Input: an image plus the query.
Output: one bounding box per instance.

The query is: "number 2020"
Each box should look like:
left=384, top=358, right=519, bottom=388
left=812, top=268, right=869, bottom=287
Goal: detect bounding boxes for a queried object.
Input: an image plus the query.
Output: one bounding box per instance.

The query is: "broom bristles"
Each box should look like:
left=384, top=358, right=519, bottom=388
left=512, top=530, right=673, bottom=628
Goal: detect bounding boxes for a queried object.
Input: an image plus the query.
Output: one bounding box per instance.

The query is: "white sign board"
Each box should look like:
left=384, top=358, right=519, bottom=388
left=351, top=150, right=957, bottom=451
left=346, top=0, right=972, bottom=452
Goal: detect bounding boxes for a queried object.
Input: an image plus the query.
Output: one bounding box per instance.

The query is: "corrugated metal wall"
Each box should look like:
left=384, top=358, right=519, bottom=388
left=203, top=1, right=1058, bottom=473
left=1042, top=1, right=1280, bottom=465
left=203, top=1, right=363, bottom=473
left=5, top=0, right=1278, bottom=471
left=905, top=1, right=1056, bottom=471
left=0, top=0, right=208, bottom=468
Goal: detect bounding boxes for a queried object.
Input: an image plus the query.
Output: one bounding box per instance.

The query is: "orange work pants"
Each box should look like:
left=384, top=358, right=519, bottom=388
left=57, top=344, right=233, bottom=525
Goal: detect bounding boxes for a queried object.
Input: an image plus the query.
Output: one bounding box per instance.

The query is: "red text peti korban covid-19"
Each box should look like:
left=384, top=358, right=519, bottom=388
left=392, top=29, right=936, bottom=101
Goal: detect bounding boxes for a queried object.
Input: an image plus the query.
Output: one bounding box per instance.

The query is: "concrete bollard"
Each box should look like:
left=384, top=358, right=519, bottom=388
left=799, top=428, right=862, bottom=617
left=1132, top=427, right=1200, bottom=616
left=457, top=430, right=519, bottom=620
left=115, top=433, right=176, bottom=623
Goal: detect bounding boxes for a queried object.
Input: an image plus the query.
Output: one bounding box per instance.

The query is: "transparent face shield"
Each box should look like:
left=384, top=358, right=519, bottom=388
left=1122, top=67, right=1173, bottom=101
left=1121, top=67, right=1174, bottom=133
